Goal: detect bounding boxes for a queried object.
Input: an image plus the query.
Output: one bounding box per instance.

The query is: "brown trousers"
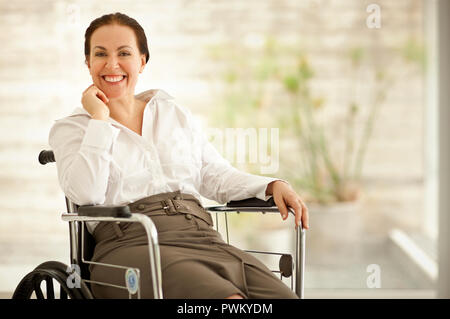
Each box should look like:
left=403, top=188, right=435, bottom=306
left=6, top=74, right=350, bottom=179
left=89, top=191, right=298, bottom=299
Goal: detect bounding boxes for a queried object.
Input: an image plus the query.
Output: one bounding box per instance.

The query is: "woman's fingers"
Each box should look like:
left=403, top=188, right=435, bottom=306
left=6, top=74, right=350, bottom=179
left=273, top=195, right=289, bottom=221
left=274, top=193, right=309, bottom=230
left=299, top=199, right=309, bottom=229
left=95, top=88, right=109, bottom=104
left=83, top=84, right=109, bottom=104
left=289, top=198, right=304, bottom=229
left=81, top=84, right=111, bottom=119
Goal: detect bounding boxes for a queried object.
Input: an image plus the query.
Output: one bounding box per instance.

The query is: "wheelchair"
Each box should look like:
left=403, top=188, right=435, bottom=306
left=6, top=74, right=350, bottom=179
left=12, top=150, right=306, bottom=299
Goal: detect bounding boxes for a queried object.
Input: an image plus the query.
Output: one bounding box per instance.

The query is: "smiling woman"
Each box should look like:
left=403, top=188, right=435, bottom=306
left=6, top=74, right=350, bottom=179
left=83, top=15, right=149, bottom=133
left=48, top=12, right=307, bottom=300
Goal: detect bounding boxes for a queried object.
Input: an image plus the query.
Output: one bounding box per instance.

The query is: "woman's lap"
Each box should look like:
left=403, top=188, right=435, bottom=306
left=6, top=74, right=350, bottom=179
left=89, top=192, right=298, bottom=299
left=90, top=243, right=297, bottom=299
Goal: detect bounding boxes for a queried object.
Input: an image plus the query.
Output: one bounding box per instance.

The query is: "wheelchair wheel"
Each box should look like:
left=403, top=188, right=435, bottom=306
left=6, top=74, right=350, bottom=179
left=12, top=261, right=92, bottom=299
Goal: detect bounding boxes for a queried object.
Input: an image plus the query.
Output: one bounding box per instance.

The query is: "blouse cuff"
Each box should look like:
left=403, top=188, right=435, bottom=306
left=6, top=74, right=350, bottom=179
left=253, top=177, right=290, bottom=201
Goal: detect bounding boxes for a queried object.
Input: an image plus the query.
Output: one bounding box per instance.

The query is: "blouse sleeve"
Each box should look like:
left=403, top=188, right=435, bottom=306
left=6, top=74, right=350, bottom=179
left=48, top=117, right=120, bottom=205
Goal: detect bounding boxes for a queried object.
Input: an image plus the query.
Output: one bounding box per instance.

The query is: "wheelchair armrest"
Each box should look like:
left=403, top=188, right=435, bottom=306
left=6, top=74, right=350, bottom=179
left=226, top=197, right=275, bottom=207
left=77, top=205, right=132, bottom=218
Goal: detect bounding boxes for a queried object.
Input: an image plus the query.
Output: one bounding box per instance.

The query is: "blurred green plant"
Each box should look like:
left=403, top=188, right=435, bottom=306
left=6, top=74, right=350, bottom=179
left=205, top=36, right=424, bottom=205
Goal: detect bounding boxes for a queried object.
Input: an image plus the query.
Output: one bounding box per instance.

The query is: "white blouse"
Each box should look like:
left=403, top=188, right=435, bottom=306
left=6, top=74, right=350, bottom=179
left=48, top=89, right=283, bottom=234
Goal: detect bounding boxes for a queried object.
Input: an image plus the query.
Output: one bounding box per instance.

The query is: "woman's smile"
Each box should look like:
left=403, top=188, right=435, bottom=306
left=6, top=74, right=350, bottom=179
left=101, top=74, right=127, bottom=85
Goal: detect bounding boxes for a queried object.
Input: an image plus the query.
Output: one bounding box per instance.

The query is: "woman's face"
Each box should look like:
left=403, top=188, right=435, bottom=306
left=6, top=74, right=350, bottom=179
left=86, top=24, right=146, bottom=100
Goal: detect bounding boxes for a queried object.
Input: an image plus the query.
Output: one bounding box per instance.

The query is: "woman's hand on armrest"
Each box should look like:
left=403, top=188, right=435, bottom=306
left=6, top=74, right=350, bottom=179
left=266, top=180, right=309, bottom=229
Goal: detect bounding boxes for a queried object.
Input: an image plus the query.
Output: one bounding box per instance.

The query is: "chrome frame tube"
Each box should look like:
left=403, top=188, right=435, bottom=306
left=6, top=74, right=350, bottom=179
left=80, top=223, right=142, bottom=299
left=225, top=213, right=229, bottom=245
left=65, top=197, right=78, bottom=214
left=288, top=208, right=305, bottom=299
left=68, top=221, right=78, bottom=266
left=65, top=198, right=79, bottom=265
left=61, top=213, right=163, bottom=299
left=207, top=206, right=306, bottom=299
left=295, top=217, right=305, bottom=299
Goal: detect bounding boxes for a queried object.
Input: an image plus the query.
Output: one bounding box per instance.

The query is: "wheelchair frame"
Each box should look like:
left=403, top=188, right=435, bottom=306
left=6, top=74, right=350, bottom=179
left=15, top=150, right=306, bottom=299
left=208, top=206, right=306, bottom=298
left=61, top=200, right=306, bottom=299
left=62, top=199, right=163, bottom=299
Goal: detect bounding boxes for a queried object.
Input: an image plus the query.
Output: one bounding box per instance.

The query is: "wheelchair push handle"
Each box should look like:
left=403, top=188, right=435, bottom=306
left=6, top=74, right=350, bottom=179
left=39, top=150, right=55, bottom=165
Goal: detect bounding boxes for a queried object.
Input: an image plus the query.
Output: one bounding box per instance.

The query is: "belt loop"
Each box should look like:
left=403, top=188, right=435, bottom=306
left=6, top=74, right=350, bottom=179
left=177, top=193, right=184, bottom=200
left=173, top=190, right=182, bottom=199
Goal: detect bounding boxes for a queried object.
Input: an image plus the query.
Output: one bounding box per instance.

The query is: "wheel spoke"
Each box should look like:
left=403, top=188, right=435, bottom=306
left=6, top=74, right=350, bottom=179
left=45, top=277, right=55, bottom=299
left=60, top=285, right=67, bottom=299
left=33, top=276, right=45, bottom=300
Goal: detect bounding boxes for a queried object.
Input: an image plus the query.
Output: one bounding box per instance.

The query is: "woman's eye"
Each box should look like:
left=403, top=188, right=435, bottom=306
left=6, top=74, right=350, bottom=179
left=94, top=52, right=130, bottom=57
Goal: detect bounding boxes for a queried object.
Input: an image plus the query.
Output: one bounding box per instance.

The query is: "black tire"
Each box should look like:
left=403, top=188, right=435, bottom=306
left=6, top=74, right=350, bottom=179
left=12, top=261, right=93, bottom=299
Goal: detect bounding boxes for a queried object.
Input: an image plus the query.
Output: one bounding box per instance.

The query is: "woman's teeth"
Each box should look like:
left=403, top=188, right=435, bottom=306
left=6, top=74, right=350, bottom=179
left=103, top=75, right=125, bottom=82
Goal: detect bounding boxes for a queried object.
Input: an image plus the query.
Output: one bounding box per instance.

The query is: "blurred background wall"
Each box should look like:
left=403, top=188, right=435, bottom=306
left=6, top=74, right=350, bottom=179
left=0, top=0, right=433, bottom=298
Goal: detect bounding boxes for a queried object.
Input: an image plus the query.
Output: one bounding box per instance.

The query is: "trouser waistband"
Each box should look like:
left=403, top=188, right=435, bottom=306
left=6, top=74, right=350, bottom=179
left=93, top=191, right=213, bottom=251
left=128, top=190, right=199, bottom=211
left=128, top=190, right=213, bottom=226
left=93, top=191, right=214, bottom=243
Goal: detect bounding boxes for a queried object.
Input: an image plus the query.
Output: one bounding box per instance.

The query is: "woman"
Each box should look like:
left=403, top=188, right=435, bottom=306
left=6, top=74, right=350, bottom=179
left=49, top=12, right=309, bottom=299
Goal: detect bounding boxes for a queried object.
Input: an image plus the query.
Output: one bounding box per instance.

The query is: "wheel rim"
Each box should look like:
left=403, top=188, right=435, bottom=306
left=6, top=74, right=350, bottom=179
left=13, top=268, right=83, bottom=299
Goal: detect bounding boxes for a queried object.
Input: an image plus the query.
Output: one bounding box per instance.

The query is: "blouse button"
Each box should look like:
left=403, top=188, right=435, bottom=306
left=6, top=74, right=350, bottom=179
left=185, top=214, right=192, bottom=220
left=137, top=204, right=146, bottom=210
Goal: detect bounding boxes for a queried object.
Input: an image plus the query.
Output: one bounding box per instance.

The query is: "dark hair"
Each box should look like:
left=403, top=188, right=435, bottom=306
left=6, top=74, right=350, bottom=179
left=84, top=12, right=149, bottom=63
